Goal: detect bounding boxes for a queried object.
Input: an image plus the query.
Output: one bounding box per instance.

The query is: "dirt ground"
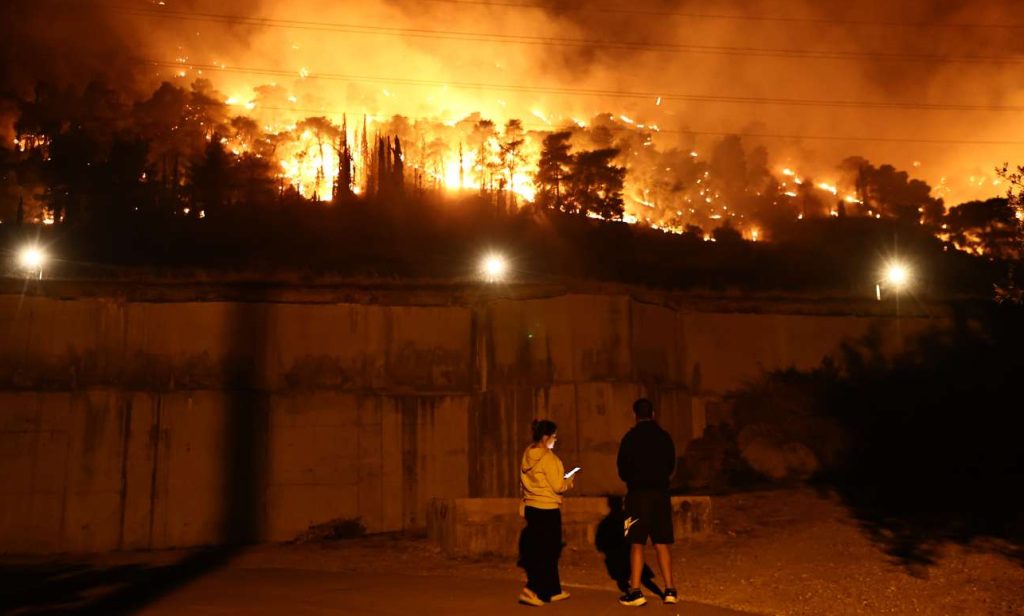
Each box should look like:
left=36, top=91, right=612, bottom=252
left=236, top=488, right=1024, bottom=615
left=4, top=489, right=1022, bottom=615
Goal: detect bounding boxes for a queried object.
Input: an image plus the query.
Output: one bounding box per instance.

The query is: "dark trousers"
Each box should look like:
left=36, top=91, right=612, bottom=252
left=522, top=506, right=563, bottom=601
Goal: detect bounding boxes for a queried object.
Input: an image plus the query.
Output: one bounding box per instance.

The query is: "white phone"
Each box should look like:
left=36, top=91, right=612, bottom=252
left=564, top=466, right=581, bottom=479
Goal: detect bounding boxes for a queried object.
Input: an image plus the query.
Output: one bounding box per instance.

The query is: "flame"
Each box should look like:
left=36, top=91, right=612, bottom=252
left=277, top=127, right=341, bottom=201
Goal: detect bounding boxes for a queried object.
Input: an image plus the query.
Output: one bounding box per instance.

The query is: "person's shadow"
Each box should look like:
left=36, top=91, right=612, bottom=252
left=594, top=496, right=662, bottom=597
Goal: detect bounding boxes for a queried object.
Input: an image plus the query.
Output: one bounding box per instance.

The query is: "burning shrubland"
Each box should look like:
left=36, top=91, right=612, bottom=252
left=4, top=78, right=1009, bottom=240
left=1, top=1, right=1022, bottom=289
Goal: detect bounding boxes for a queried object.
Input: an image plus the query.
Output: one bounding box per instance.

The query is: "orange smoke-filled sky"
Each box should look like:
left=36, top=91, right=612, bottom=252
left=4, top=0, right=1024, bottom=204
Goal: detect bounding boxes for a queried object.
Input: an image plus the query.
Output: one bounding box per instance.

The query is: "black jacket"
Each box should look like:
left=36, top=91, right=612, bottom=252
left=616, top=420, right=676, bottom=492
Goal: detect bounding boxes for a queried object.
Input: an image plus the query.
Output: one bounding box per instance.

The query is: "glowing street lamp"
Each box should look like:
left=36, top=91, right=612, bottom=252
left=877, top=259, right=912, bottom=349
left=17, top=245, right=46, bottom=279
left=884, top=262, right=910, bottom=290
left=480, top=252, right=508, bottom=283
left=877, top=260, right=911, bottom=300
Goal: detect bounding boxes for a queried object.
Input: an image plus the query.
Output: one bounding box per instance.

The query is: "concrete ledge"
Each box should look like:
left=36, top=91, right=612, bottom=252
left=427, top=496, right=712, bottom=557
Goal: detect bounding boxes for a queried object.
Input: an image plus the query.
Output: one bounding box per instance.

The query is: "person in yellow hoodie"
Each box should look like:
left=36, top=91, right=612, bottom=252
left=518, top=419, right=575, bottom=606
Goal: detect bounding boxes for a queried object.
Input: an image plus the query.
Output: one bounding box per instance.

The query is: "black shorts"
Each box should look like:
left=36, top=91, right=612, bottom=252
left=624, top=490, right=674, bottom=545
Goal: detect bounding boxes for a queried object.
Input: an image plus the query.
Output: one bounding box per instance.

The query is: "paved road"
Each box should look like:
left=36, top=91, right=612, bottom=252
left=136, top=568, right=760, bottom=615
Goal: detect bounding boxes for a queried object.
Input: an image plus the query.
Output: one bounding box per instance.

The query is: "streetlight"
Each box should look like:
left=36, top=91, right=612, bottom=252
left=876, top=260, right=911, bottom=300
left=17, top=245, right=46, bottom=279
left=480, top=252, right=508, bottom=283
left=884, top=262, right=910, bottom=290
left=877, top=259, right=911, bottom=349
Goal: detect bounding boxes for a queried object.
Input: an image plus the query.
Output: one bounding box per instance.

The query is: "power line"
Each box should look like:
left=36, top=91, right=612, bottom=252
left=111, top=5, right=1024, bottom=65
left=398, top=0, right=1024, bottom=31
left=147, top=60, right=1024, bottom=114
left=677, top=130, right=1024, bottom=147
left=160, top=69, right=1024, bottom=146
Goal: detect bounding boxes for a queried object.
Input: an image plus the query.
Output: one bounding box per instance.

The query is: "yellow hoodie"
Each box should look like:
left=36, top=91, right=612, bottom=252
left=520, top=445, right=569, bottom=510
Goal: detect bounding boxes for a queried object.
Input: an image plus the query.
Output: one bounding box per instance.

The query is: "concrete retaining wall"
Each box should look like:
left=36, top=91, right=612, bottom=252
left=426, top=496, right=713, bottom=557
left=0, top=286, right=942, bottom=553
left=0, top=390, right=468, bottom=553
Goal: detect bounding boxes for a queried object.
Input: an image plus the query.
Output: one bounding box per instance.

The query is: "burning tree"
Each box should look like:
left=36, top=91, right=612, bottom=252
left=291, top=117, right=341, bottom=202
left=188, top=136, right=232, bottom=215
left=993, top=164, right=1024, bottom=302
left=942, top=198, right=1020, bottom=259
left=334, top=115, right=354, bottom=202
left=499, top=119, right=526, bottom=210
left=534, top=131, right=625, bottom=220
left=841, top=157, right=944, bottom=226
left=567, top=149, right=626, bottom=220
left=535, top=131, right=572, bottom=211
left=392, top=136, right=405, bottom=195
left=135, top=81, right=229, bottom=196
left=469, top=119, right=500, bottom=197
left=2, top=75, right=993, bottom=252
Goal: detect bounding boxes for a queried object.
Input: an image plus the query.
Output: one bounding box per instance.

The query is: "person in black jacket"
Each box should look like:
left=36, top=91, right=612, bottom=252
left=616, top=398, right=677, bottom=607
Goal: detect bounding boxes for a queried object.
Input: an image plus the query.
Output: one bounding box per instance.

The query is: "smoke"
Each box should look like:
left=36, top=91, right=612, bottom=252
left=3, top=0, right=1023, bottom=207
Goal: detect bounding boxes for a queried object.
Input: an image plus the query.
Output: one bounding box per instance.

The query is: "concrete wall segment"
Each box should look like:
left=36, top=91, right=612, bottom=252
left=0, top=286, right=947, bottom=554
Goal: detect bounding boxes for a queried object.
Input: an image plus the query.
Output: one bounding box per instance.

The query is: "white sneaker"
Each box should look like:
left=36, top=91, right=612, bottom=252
left=519, top=587, right=544, bottom=607
left=663, top=587, right=679, bottom=604
left=550, top=591, right=571, bottom=602
left=619, top=589, right=647, bottom=606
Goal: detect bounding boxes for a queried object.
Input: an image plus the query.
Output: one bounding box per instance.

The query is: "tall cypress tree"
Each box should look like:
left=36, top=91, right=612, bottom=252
left=337, top=114, right=352, bottom=201
left=393, top=136, right=404, bottom=194
left=361, top=115, right=369, bottom=196
left=385, top=136, right=393, bottom=188
left=459, top=142, right=465, bottom=191
left=376, top=135, right=386, bottom=197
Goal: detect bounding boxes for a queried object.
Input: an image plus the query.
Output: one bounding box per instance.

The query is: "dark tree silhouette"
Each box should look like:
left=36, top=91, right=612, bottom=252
left=376, top=135, right=386, bottom=197
left=99, top=136, right=149, bottom=219
left=567, top=148, right=625, bottom=220
left=710, top=135, right=748, bottom=209
left=234, top=153, right=277, bottom=209
left=535, top=131, right=572, bottom=211
left=335, top=115, right=353, bottom=202
left=384, top=136, right=393, bottom=191
left=682, top=224, right=704, bottom=241
left=500, top=119, right=526, bottom=209
left=943, top=198, right=1020, bottom=259
left=469, top=119, right=498, bottom=195
left=392, top=136, right=404, bottom=194
left=188, top=136, right=232, bottom=216
left=712, top=220, right=743, bottom=244
left=842, top=157, right=944, bottom=226
left=44, top=127, right=100, bottom=224
left=360, top=115, right=370, bottom=195
left=132, top=81, right=228, bottom=212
